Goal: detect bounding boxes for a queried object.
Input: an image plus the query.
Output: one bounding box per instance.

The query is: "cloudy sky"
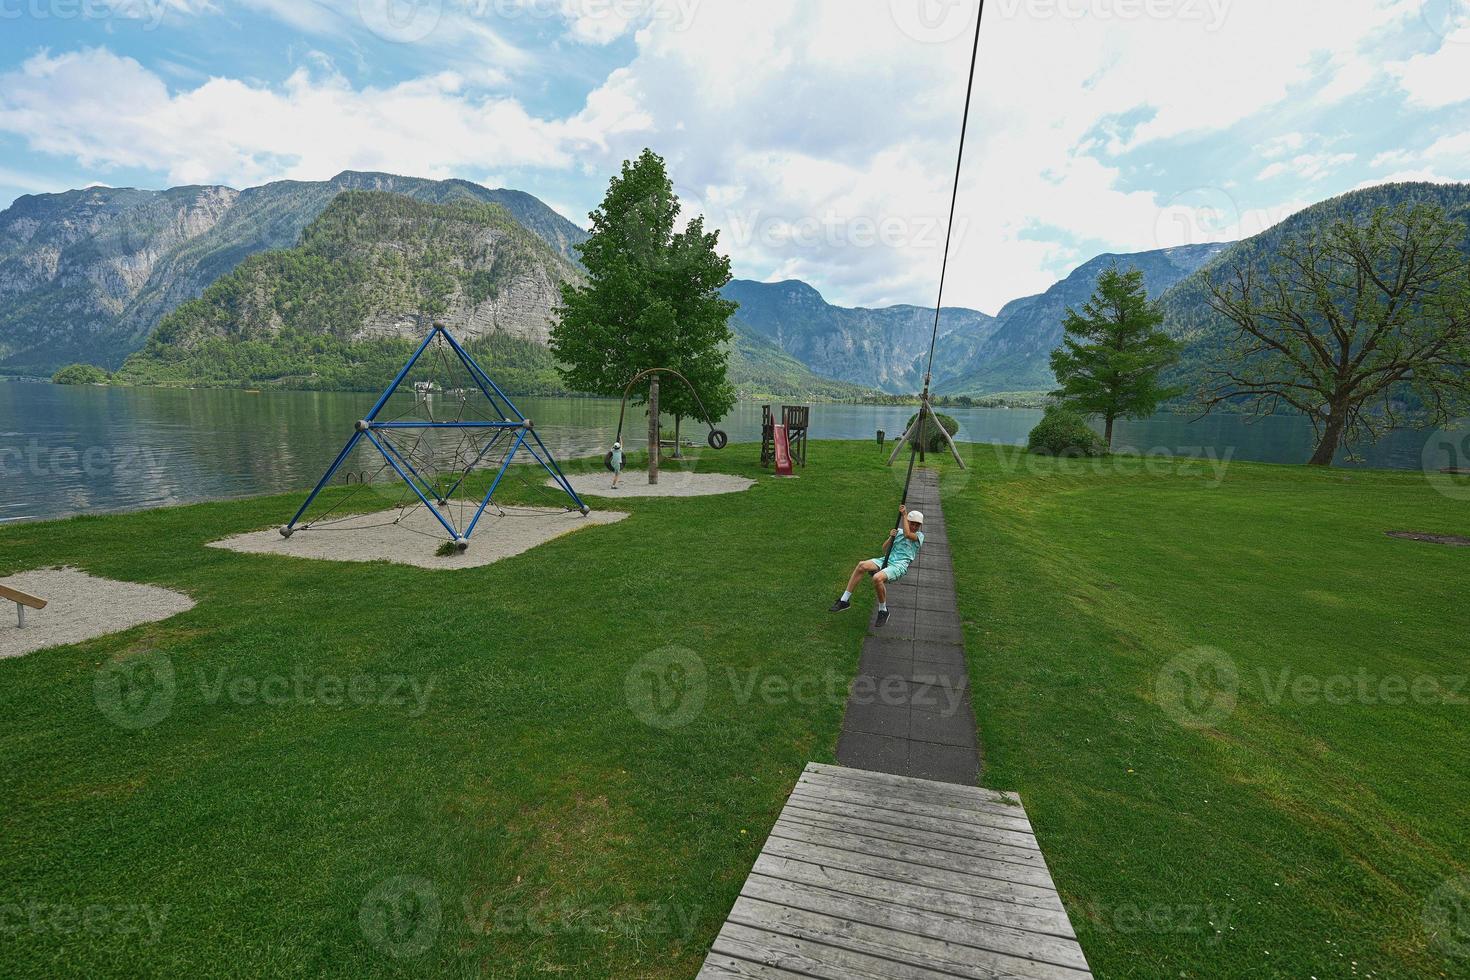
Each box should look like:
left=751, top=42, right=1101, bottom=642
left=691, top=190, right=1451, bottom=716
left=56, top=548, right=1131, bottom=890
left=1, top=0, right=1467, bottom=312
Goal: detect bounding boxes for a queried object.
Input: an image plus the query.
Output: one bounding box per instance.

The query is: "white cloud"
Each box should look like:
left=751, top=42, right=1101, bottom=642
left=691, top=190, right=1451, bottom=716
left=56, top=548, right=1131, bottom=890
left=570, top=0, right=1420, bottom=309
left=1355, top=169, right=1465, bottom=189
left=553, top=0, right=698, bottom=43
left=1257, top=152, right=1356, bottom=182
left=0, top=48, right=575, bottom=189
left=1389, top=39, right=1470, bottom=108
left=1363, top=132, right=1470, bottom=186
left=0, top=0, right=1453, bottom=313
left=1258, top=133, right=1308, bottom=158
left=1371, top=148, right=1415, bottom=168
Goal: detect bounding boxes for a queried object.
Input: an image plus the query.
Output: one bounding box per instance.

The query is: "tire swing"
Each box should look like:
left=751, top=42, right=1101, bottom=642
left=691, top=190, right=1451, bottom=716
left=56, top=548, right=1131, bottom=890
left=606, top=368, right=729, bottom=471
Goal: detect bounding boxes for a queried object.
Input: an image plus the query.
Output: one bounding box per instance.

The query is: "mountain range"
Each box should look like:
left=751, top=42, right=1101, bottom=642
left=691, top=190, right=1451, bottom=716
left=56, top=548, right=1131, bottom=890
left=3, top=172, right=1467, bottom=400
left=721, top=279, right=998, bottom=393
left=720, top=243, right=1227, bottom=397
left=0, top=171, right=588, bottom=376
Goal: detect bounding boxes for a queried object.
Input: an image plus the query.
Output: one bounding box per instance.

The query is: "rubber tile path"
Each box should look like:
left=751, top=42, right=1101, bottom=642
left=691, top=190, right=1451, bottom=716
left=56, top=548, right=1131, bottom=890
left=836, top=468, right=980, bottom=785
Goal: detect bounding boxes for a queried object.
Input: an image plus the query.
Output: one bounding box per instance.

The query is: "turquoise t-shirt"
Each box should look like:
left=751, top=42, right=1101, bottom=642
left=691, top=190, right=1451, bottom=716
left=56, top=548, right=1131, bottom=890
left=888, top=530, right=924, bottom=566
left=611, top=449, right=624, bottom=470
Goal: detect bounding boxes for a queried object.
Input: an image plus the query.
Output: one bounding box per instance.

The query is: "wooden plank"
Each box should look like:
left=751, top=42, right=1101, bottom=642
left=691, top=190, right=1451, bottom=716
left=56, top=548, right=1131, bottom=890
left=770, top=817, right=1053, bottom=886
left=712, top=922, right=955, bottom=980
left=794, top=774, right=1031, bottom=829
left=797, top=773, right=1018, bottom=821
left=803, top=765, right=1023, bottom=816
left=729, top=897, right=1085, bottom=980
left=0, top=584, right=46, bottom=610
left=789, top=782, right=1035, bottom=836
left=741, top=874, right=1091, bottom=972
left=751, top=853, right=1078, bottom=940
left=781, top=795, right=1041, bottom=853
left=794, top=777, right=1030, bottom=829
left=698, top=764, right=1092, bottom=978
left=778, top=807, right=1045, bottom=870
left=761, top=836, right=1067, bottom=913
left=696, top=952, right=810, bottom=979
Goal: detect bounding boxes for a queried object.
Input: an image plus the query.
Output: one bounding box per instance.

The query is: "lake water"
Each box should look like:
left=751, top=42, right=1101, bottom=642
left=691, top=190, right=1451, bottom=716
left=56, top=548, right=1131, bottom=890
left=0, top=379, right=1453, bottom=523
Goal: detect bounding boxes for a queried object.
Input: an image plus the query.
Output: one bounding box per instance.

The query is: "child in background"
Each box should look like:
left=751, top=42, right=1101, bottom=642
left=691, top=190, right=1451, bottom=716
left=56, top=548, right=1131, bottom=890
left=610, top=441, right=624, bottom=489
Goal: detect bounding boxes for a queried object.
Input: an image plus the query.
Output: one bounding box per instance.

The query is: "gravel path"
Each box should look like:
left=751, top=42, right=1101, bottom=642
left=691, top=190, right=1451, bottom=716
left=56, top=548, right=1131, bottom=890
left=211, top=505, right=628, bottom=569
left=0, top=567, right=195, bottom=659
left=553, top=472, right=755, bottom=498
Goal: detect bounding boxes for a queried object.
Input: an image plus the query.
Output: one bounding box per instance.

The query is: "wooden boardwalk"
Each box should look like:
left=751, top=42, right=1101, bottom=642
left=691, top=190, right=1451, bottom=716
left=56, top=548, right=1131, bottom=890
left=698, top=763, right=1093, bottom=978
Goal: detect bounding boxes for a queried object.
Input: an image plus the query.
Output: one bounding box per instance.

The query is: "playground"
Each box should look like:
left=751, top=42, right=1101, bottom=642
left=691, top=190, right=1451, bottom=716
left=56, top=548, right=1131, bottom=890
left=1, top=442, right=1466, bottom=977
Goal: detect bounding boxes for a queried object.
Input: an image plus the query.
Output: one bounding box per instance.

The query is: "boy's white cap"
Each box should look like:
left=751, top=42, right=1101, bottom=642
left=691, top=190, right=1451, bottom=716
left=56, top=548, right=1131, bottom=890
left=907, top=510, right=924, bottom=525
left=613, top=442, right=622, bottom=449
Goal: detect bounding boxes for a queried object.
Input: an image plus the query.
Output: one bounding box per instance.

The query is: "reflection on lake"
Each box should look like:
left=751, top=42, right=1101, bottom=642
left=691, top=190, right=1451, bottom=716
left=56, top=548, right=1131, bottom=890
left=0, top=379, right=1453, bottom=523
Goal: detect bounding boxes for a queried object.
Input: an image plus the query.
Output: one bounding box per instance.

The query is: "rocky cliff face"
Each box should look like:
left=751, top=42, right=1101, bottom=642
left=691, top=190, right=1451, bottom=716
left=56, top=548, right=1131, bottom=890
left=0, top=185, right=240, bottom=370
left=720, top=278, right=997, bottom=394
left=0, top=172, right=588, bottom=374
left=147, top=192, right=580, bottom=356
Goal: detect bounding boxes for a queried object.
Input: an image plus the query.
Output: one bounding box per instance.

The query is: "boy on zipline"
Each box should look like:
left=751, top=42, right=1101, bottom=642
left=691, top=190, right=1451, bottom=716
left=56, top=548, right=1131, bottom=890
left=610, top=441, right=624, bottom=490
left=830, top=505, right=924, bottom=627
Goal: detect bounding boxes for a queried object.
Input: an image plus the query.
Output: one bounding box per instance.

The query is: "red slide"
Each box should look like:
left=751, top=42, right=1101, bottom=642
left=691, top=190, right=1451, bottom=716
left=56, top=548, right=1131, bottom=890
left=773, top=424, right=794, bottom=477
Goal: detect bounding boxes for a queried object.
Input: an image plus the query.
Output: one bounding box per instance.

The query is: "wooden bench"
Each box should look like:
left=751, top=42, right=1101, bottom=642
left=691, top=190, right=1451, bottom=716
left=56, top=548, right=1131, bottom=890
left=0, top=584, right=46, bottom=628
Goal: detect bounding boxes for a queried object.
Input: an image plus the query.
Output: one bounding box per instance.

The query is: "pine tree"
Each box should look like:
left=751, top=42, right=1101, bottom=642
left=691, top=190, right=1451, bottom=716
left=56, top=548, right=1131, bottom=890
left=1049, top=265, right=1183, bottom=448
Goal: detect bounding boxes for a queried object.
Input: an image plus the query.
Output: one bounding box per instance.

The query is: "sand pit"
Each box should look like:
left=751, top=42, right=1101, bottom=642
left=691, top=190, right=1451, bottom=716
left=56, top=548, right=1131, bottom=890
left=552, top=472, right=755, bottom=498
left=211, top=505, right=628, bottom=570
left=0, top=567, right=196, bottom=659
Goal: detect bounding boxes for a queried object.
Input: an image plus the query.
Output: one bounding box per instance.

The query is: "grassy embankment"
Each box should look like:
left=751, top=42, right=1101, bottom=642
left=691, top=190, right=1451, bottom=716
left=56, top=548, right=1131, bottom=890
left=0, top=442, right=1466, bottom=977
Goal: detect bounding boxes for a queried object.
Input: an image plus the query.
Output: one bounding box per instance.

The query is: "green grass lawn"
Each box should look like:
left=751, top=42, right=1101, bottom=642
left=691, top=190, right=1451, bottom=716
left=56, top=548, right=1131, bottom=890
left=944, top=445, right=1469, bottom=979
left=1, top=442, right=1466, bottom=977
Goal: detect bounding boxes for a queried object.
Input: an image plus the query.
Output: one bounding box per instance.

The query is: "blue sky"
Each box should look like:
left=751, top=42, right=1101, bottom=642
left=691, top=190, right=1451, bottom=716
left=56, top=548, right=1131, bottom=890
left=1, top=0, right=1467, bottom=313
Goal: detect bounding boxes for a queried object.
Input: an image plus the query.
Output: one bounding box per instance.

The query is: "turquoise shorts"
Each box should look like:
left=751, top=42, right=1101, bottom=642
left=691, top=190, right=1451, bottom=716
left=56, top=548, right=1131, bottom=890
left=869, top=558, right=911, bottom=582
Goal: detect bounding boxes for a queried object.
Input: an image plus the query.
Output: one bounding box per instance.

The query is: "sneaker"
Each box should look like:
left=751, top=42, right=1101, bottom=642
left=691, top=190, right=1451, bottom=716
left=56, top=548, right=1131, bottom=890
left=875, top=609, right=890, bottom=628
left=828, top=600, right=851, bottom=613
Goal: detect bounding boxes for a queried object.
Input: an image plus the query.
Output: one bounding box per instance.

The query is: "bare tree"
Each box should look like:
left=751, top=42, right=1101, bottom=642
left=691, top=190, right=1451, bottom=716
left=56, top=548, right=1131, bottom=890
left=1201, top=205, right=1470, bottom=465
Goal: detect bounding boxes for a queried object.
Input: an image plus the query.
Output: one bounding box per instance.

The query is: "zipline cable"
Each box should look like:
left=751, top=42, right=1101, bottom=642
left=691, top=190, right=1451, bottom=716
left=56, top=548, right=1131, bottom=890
left=887, top=0, right=985, bottom=562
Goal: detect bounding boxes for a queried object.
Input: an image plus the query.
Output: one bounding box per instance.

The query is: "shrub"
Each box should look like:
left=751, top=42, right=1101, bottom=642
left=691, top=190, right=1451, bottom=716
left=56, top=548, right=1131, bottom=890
left=51, top=364, right=110, bottom=385
left=905, top=412, right=960, bottom=453
left=1027, top=405, right=1107, bottom=457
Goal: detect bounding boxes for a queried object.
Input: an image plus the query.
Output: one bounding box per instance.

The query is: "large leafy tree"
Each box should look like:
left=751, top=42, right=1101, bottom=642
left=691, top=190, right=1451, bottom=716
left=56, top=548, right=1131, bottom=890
left=551, top=149, right=738, bottom=428
left=1202, top=204, right=1470, bottom=465
left=1050, top=265, right=1183, bottom=448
